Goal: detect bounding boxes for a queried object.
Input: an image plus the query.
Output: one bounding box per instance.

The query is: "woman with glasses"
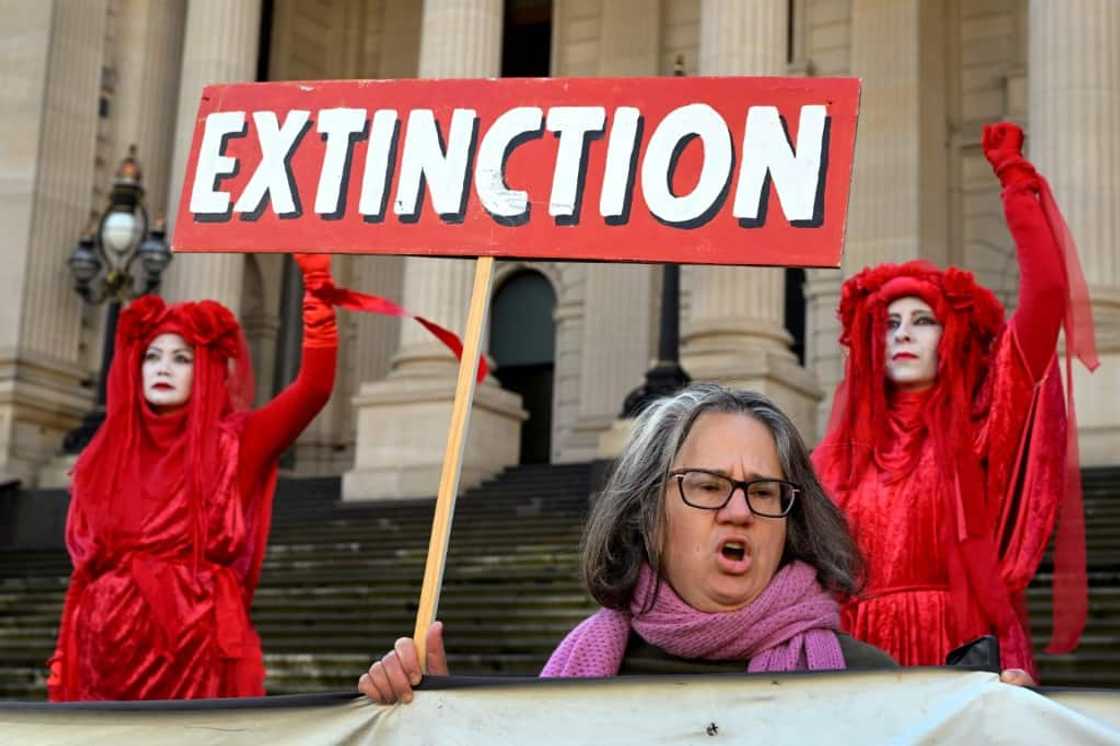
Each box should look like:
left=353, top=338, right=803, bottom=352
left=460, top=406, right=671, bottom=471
left=813, top=123, right=1095, bottom=682
left=360, top=385, right=894, bottom=704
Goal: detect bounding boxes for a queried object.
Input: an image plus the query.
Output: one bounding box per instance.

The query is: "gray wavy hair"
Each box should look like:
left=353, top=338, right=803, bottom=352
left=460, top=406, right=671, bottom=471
left=582, top=383, right=863, bottom=610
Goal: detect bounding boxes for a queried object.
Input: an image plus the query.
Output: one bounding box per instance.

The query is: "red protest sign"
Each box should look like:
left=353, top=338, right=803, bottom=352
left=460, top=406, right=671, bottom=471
left=172, top=76, right=860, bottom=268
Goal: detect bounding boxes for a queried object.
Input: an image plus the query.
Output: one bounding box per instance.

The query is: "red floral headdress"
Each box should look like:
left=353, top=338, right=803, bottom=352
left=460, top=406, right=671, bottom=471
left=821, top=260, right=1004, bottom=490
left=70, top=296, right=253, bottom=568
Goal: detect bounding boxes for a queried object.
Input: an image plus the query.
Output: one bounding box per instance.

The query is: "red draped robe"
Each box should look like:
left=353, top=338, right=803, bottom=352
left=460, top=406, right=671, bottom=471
left=818, top=178, right=1068, bottom=678
left=49, top=345, right=335, bottom=700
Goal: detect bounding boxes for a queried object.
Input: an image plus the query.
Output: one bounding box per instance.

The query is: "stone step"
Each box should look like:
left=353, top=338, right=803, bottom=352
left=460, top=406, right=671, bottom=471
left=217, top=597, right=1108, bottom=623
left=0, top=577, right=592, bottom=607
left=0, top=622, right=578, bottom=648
left=0, top=603, right=599, bottom=631
left=0, top=461, right=1114, bottom=702
left=0, top=563, right=583, bottom=592
left=271, top=515, right=589, bottom=531
left=257, top=555, right=581, bottom=575
left=0, top=668, right=47, bottom=700
left=0, top=636, right=566, bottom=666
left=264, top=653, right=546, bottom=678
left=263, top=540, right=582, bottom=559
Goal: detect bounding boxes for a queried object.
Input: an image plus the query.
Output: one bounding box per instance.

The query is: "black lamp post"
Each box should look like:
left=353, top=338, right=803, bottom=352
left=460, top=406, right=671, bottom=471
left=620, top=57, right=692, bottom=417
left=62, top=145, right=173, bottom=453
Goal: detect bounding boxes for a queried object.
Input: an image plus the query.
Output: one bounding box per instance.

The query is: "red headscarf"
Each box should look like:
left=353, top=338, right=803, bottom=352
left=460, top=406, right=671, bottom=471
left=819, top=261, right=1004, bottom=490
left=70, top=296, right=253, bottom=572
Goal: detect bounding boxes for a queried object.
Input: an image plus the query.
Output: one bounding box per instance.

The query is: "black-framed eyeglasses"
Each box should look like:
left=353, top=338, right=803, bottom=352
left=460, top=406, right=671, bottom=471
left=670, top=469, right=799, bottom=517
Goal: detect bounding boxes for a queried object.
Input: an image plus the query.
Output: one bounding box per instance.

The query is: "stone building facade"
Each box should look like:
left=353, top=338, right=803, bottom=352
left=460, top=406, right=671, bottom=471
left=3, top=0, right=1117, bottom=499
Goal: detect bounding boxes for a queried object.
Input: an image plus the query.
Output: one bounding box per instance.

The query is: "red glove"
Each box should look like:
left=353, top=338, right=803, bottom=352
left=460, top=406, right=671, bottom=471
left=294, top=253, right=337, bottom=348
left=982, top=122, right=1039, bottom=189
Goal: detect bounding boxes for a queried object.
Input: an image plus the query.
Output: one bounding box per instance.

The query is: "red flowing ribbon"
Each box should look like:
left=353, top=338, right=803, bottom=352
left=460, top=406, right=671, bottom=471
left=1037, top=176, right=1097, bottom=654
left=313, top=284, right=489, bottom=383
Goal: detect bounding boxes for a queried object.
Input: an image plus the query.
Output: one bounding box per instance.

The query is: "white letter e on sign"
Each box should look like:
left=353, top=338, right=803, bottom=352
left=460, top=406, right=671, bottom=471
left=190, top=111, right=246, bottom=219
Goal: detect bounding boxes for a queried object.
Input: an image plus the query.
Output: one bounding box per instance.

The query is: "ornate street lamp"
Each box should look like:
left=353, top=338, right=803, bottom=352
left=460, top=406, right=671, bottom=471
left=62, top=145, right=173, bottom=453
left=620, top=57, right=691, bottom=417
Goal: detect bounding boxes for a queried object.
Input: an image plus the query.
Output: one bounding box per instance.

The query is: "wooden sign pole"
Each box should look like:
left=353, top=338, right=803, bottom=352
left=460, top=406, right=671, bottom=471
left=413, top=256, right=495, bottom=671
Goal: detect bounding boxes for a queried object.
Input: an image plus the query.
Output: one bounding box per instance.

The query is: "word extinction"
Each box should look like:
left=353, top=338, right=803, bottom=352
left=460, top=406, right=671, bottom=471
left=189, top=103, right=831, bottom=230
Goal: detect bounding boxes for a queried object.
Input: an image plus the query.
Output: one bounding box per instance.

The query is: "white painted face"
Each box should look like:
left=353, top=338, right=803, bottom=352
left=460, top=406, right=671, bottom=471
left=661, top=412, right=788, bottom=613
left=141, top=333, right=194, bottom=413
left=885, top=296, right=942, bottom=391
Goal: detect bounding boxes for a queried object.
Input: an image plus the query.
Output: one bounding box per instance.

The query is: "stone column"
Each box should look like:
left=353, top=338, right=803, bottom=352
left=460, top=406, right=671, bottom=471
left=39, top=0, right=189, bottom=488
left=161, top=0, right=262, bottom=313
left=1029, top=0, right=1120, bottom=465
left=111, top=0, right=187, bottom=223
left=598, top=0, right=661, bottom=75
left=584, top=0, right=660, bottom=458
left=344, top=0, right=525, bottom=501
left=586, top=264, right=655, bottom=457
left=804, top=0, right=949, bottom=439
left=1, top=0, right=108, bottom=485
left=802, top=268, right=844, bottom=437
left=683, top=0, right=821, bottom=440
left=390, top=0, right=501, bottom=376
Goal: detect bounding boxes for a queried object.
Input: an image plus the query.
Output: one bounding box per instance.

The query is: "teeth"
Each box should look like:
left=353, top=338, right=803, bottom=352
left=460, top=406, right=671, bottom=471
left=721, top=541, right=746, bottom=561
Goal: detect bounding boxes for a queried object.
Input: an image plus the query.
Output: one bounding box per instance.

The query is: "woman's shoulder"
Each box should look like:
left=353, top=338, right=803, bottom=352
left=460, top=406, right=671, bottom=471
left=837, top=633, right=899, bottom=670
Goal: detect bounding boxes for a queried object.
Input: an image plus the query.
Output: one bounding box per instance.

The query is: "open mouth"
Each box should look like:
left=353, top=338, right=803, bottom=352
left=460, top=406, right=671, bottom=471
left=720, top=541, right=747, bottom=562
left=153, top=383, right=174, bottom=390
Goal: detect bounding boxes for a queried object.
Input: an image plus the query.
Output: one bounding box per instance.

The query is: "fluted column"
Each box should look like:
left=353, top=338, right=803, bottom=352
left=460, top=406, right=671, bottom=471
left=418, top=0, right=502, bottom=77
left=583, top=0, right=660, bottom=457
left=681, top=0, right=821, bottom=440
left=39, top=0, right=187, bottom=486
left=580, top=265, right=653, bottom=407
left=392, top=0, right=502, bottom=374
left=112, top=0, right=187, bottom=223
left=805, top=0, right=949, bottom=439
left=803, top=267, right=845, bottom=432
left=2, top=0, right=108, bottom=484
left=353, top=256, right=405, bottom=384
left=161, top=0, right=262, bottom=312
left=345, top=0, right=525, bottom=500
left=844, top=0, right=947, bottom=272
left=1029, top=0, right=1120, bottom=465
left=394, top=259, right=480, bottom=374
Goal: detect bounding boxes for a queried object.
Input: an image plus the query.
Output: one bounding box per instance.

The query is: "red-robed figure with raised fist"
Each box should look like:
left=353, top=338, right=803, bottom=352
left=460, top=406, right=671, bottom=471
left=48, top=254, right=338, bottom=701
left=813, top=123, right=1097, bottom=680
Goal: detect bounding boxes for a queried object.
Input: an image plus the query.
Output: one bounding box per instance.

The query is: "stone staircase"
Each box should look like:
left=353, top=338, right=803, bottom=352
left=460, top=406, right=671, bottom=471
left=0, top=463, right=597, bottom=698
left=1028, top=466, right=1120, bottom=687
left=0, top=463, right=1117, bottom=699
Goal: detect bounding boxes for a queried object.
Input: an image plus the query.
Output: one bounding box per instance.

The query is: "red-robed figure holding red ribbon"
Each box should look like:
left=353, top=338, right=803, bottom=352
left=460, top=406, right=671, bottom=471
left=813, top=123, right=1098, bottom=680
left=48, top=254, right=338, bottom=701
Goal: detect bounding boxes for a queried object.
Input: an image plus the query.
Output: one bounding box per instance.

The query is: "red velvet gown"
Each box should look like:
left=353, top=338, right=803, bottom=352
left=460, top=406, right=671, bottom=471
left=49, top=345, right=335, bottom=700
left=820, top=179, right=1068, bottom=677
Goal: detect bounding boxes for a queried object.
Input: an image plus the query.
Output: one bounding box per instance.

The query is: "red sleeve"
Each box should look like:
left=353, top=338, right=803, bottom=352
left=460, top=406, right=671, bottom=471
left=237, top=343, right=336, bottom=491
left=1001, top=180, right=1066, bottom=381
left=980, top=180, right=1069, bottom=594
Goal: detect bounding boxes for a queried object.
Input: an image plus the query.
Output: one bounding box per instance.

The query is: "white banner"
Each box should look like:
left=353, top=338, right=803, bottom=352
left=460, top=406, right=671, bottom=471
left=3, top=670, right=1118, bottom=745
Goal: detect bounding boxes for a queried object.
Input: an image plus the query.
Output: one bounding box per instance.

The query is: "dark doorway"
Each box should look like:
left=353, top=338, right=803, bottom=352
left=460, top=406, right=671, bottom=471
left=502, top=0, right=552, bottom=77
left=784, top=268, right=806, bottom=365
left=490, top=271, right=557, bottom=464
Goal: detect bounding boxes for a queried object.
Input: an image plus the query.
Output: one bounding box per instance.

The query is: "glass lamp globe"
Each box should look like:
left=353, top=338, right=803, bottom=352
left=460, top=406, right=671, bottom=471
left=138, top=233, right=172, bottom=276
left=101, top=210, right=139, bottom=255
left=68, top=238, right=102, bottom=283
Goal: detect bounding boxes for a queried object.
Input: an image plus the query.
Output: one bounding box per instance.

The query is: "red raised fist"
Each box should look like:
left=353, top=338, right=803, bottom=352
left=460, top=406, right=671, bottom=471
left=981, top=122, right=1036, bottom=187
left=982, top=122, right=1024, bottom=162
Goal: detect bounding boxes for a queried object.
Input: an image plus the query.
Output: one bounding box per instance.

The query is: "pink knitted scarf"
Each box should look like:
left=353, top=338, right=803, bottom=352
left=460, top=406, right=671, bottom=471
left=541, top=561, right=845, bottom=676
